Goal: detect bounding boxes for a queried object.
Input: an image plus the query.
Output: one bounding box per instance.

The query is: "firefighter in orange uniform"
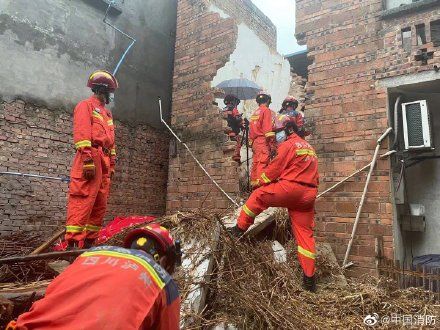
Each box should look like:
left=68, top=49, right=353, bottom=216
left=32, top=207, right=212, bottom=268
left=228, top=114, right=319, bottom=292
left=249, top=91, right=276, bottom=187
left=222, top=94, right=245, bottom=163
left=65, top=70, right=119, bottom=249
left=10, top=224, right=181, bottom=330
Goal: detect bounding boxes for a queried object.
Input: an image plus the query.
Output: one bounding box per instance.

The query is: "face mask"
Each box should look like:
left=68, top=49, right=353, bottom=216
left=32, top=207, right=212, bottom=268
left=276, top=130, right=287, bottom=143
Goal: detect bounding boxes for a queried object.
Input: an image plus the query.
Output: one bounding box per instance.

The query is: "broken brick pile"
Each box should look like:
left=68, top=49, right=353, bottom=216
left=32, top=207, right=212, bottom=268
left=0, top=100, right=169, bottom=236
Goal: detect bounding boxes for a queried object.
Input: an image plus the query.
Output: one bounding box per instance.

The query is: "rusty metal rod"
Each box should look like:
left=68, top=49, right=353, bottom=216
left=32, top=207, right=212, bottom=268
left=0, top=250, right=88, bottom=265
left=342, top=127, right=393, bottom=268
left=30, top=229, right=65, bottom=255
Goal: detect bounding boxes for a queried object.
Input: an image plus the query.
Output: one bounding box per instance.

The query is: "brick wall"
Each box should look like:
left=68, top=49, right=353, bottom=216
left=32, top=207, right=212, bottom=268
left=0, top=99, right=169, bottom=237
left=296, top=0, right=391, bottom=277
left=296, top=0, right=440, bottom=276
left=167, top=0, right=277, bottom=212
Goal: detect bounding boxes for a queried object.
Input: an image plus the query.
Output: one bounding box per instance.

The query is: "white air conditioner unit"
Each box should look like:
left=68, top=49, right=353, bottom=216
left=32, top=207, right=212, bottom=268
left=402, top=100, right=433, bottom=150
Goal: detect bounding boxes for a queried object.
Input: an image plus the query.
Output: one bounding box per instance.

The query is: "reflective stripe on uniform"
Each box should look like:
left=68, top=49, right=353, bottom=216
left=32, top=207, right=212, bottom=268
left=83, top=164, right=95, bottom=168
left=66, top=225, right=85, bottom=233
left=298, top=246, right=316, bottom=259
left=107, top=119, right=114, bottom=126
left=92, top=110, right=103, bottom=121
left=85, top=224, right=101, bottom=232
left=250, top=179, right=260, bottom=187
left=261, top=173, right=271, bottom=184
left=296, top=149, right=317, bottom=157
left=75, top=140, right=92, bottom=149
left=242, top=204, right=256, bottom=218
left=81, top=250, right=165, bottom=289
left=111, top=148, right=116, bottom=156
left=265, top=131, right=275, bottom=137
left=250, top=115, right=259, bottom=121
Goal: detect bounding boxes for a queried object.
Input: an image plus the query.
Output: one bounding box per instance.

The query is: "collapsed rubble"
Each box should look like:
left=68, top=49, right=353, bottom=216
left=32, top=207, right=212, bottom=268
left=0, top=211, right=438, bottom=329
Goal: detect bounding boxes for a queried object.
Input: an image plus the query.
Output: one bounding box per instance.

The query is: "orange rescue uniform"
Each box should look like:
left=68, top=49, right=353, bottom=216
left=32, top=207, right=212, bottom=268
left=65, top=95, right=116, bottom=244
left=237, top=133, right=319, bottom=276
left=14, top=246, right=180, bottom=330
left=249, top=105, right=275, bottom=185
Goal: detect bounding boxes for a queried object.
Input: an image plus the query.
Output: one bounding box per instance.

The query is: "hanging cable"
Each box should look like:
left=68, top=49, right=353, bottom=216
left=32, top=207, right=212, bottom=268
left=103, top=1, right=136, bottom=76
left=0, top=171, right=70, bottom=182
left=158, top=97, right=239, bottom=207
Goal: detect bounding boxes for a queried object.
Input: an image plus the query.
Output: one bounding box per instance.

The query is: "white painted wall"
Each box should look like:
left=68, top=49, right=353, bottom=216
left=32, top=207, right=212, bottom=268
left=210, top=5, right=292, bottom=118
left=209, top=4, right=292, bottom=181
left=403, top=94, right=440, bottom=258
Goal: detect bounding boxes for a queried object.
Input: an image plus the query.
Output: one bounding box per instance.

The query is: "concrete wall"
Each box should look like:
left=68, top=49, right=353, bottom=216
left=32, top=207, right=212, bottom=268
left=396, top=91, right=440, bottom=258
left=0, top=0, right=176, bottom=236
left=0, top=0, right=177, bottom=127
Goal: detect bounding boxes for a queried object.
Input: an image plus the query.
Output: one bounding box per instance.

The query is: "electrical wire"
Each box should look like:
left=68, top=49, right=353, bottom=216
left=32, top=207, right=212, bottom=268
left=103, top=1, right=137, bottom=76
left=158, top=97, right=240, bottom=207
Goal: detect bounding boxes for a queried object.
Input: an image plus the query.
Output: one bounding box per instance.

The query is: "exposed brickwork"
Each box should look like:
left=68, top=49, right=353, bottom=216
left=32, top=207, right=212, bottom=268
left=289, top=73, right=307, bottom=104
left=167, top=0, right=279, bottom=212
left=0, top=99, right=169, bottom=237
left=211, top=0, right=277, bottom=50
left=296, top=0, right=440, bottom=276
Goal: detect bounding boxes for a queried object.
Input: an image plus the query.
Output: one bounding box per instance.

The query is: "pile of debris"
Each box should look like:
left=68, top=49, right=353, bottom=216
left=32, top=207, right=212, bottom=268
left=0, top=232, right=58, bottom=283
left=0, top=212, right=438, bottom=329
left=105, top=211, right=440, bottom=329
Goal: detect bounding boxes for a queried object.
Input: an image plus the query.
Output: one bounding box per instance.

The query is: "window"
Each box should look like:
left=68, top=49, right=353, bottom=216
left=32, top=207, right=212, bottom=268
left=416, top=24, right=427, bottom=45
left=402, top=27, right=412, bottom=52
left=431, top=20, right=440, bottom=46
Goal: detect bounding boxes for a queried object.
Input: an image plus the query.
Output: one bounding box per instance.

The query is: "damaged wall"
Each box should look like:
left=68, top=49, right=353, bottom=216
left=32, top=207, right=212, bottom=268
left=0, top=100, right=169, bottom=235
left=0, top=0, right=177, bottom=126
left=167, top=0, right=292, bottom=212
left=296, top=0, right=440, bottom=275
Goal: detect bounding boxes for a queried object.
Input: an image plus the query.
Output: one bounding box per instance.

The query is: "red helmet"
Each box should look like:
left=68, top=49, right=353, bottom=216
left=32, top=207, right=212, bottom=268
left=276, top=111, right=305, bottom=135
left=124, top=224, right=182, bottom=266
left=282, top=96, right=299, bottom=109
left=87, top=70, right=119, bottom=93
left=256, top=91, right=272, bottom=105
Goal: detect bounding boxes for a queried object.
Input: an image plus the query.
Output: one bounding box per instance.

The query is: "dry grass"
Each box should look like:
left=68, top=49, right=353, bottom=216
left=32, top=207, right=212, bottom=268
left=152, top=211, right=439, bottom=329
left=1, top=213, right=438, bottom=329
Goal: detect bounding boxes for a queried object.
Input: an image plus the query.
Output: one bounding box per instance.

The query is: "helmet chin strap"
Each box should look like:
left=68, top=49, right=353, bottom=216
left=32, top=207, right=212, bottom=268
left=105, top=92, right=110, bottom=105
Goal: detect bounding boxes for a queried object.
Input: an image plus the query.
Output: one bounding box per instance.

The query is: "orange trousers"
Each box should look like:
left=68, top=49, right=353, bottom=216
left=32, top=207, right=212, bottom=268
left=250, top=138, right=270, bottom=186
left=65, top=149, right=111, bottom=245
left=237, top=180, right=317, bottom=276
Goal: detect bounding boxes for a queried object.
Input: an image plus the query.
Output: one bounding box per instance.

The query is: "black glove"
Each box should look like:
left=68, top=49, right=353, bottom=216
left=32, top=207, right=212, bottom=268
left=227, top=225, right=246, bottom=238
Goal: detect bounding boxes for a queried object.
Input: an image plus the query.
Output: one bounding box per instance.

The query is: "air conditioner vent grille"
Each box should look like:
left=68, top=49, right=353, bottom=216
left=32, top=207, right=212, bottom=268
left=406, top=103, right=425, bottom=146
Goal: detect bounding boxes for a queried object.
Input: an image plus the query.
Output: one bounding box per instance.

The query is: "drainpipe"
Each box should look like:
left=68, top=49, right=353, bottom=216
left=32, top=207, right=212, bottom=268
left=393, top=95, right=402, bottom=149
left=103, top=1, right=137, bottom=76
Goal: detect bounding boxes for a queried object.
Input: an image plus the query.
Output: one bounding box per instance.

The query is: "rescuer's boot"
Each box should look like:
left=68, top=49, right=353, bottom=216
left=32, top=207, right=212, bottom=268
left=303, top=273, right=317, bottom=293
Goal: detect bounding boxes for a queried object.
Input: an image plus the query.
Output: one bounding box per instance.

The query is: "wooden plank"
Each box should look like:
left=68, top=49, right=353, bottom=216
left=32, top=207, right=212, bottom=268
left=30, top=229, right=65, bottom=255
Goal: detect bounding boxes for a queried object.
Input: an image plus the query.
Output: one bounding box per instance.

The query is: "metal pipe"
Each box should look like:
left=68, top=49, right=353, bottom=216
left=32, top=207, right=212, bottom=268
left=158, top=97, right=239, bottom=207
left=103, top=1, right=137, bottom=76
left=0, top=171, right=70, bottom=183
left=393, top=95, right=402, bottom=149
left=0, top=250, right=88, bottom=265
left=342, top=127, right=393, bottom=268
left=317, top=150, right=396, bottom=199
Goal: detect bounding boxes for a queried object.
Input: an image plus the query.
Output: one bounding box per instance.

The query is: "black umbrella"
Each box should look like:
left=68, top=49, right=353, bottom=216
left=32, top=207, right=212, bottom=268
left=216, top=78, right=262, bottom=100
